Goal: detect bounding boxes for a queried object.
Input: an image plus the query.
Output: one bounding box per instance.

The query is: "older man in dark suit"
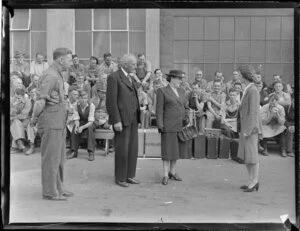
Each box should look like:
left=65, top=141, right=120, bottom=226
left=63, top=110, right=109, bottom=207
left=106, top=54, right=141, bottom=187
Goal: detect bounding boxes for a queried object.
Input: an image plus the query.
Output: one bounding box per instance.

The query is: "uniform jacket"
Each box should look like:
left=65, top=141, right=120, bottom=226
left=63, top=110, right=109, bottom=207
left=106, top=69, right=141, bottom=126
left=156, top=85, right=190, bottom=133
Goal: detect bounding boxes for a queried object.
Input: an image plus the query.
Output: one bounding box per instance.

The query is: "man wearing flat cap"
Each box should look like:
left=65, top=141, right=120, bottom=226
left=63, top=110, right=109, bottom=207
left=10, top=51, right=31, bottom=88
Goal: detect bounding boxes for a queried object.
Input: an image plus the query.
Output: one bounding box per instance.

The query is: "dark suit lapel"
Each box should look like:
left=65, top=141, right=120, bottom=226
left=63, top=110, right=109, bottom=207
left=119, top=69, right=134, bottom=91
left=165, top=85, right=183, bottom=105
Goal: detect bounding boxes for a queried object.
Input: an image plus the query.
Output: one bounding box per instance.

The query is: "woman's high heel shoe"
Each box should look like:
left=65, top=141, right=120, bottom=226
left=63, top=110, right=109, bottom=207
left=240, top=185, right=248, bottom=190
left=244, top=182, right=259, bottom=192
left=162, top=176, right=168, bottom=185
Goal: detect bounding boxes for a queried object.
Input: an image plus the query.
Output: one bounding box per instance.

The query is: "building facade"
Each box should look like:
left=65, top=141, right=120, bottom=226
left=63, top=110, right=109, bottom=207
left=10, top=8, right=294, bottom=85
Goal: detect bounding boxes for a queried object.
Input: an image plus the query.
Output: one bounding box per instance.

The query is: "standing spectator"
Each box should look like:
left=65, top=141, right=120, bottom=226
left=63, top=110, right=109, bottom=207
left=69, top=54, right=85, bottom=85
left=91, top=78, right=107, bottom=99
left=180, top=72, right=192, bottom=96
left=149, top=68, right=168, bottom=90
left=256, top=81, right=269, bottom=107
left=148, top=78, right=164, bottom=121
left=10, top=88, right=32, bottom=154
left=269, top=81, right=291, bottom=110
left=267, top=74, right=288, bottom=94
left=254, top=74, right=268, bottom=91
left=67, top=91, right=96, bottom=161
left=206, top=71, right=226, bottom=93
left=74, top=73, right=91, bottom=98
left=26, top=74, right=40, bottom=93
left=156, top=70, right=190, bottom=185
left=136, top=53, right=152, bottom=87
left=259, top=94, right=286, bottom=157
left=136, top=82, right=150, bottom=129
left=206, top=80, right=227, bottom=128
left=193, top=69, right=207, bottom=91
left=226, top=70, right=245, bottom=95
left=106, top=53, right=141, bottom=188
left=233, top=82, right=243, bottom=102
left=280, top=93, right=295, bottom=157
left=99, top=52, right=118, bottom=77
left=10, top=51, right=31, bottom=88
left=85, top=56, right=101, bottom=87
left=30, top=47, right=74, bottom=201
left=30, top=53, right=49, bottom=77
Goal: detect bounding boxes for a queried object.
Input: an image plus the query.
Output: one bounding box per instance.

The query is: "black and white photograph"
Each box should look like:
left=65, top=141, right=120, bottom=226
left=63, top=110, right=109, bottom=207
left=1, top=1, right=298, bottom=229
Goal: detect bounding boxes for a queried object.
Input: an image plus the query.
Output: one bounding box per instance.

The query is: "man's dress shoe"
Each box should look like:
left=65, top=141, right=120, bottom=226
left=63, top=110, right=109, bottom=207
left=116, top=181, right=129, bottom=187
left=67, top=151, right=77, bottom=159
left=62, top=191, right=74, bottom=197
left=127, top=178, right=140, bottom=184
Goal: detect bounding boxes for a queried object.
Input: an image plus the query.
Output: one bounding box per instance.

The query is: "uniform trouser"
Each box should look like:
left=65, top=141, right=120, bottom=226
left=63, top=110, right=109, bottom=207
left=70, top=125, right=96, bottom=152
left=281, top=129, right=294, bottom=153
left=39, top=128, right=66, bottom=197
left=114, top=117, right=138, bottom=182
left=11, top=119, right=37, bottom=147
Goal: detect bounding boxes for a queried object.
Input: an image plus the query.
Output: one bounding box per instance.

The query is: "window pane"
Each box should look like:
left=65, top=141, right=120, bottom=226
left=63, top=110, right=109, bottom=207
left=111, top=32, right=128, bottom=59
left=235, top=17, right=250, bottom=40
left=93, top=9, right=109, bottom=30
left=173, top=63, right=188, bottom=78
left=282, top=17, right=294, bottom=39
left=11, top=9, right=29, bottom=30
left=75, top=9, right=92, bottom=31
left=220, top=17, right=234, bottom=40
left=204, top=41, right=219, bottom=62
left=235, top=41, right=250, bottom=63
left=251, top=17, right=265, bottom=40
left=281, top=41, right=293, bottom=62
left=129, top=9, right=145, bottom=30
left=93, top=32, right=110, bottom=58
left=264, top=63, right=282, bottom=84
left=220, top=63, right=235, bottom=82
left=266, top=17, right=281, bottom=40
left=266, top=41, right=281, bottom=63
left=189, top=17, right=204, bottom=40
left=204, top=63, right=219, bottom=81
left=12, top=31, right=30, bottom=58
left=189, top=41, right=204, bottom=63
left=189, top=63, right=204, bottom=82
left=173, top=41, right=188, bottom=63
left=75, top=32, right=92, bottom=59
left=250, top=41, right=265, bottom=63
left=31, top=9, right=46, bottom=31
left=111, top=9, right=127, bottom=30
left=174, top=17, right=188, bottom=40
left=220, top=41, right=234, bottom=63
left=282, top=63, right=294, bottom=84
left=31, top=32, right=47, bottom=60
left=129, top=32, right=145, bottom=56
left=204, top=17, right=219, bottom=40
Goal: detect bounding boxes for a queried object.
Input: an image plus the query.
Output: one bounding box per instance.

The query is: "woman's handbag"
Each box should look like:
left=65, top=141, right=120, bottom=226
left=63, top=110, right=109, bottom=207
left=178, top=110, right=198, bottom=142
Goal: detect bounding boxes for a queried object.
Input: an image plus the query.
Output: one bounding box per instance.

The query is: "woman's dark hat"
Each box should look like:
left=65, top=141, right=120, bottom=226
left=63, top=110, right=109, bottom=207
left=165, top=70, right=184, bottom=79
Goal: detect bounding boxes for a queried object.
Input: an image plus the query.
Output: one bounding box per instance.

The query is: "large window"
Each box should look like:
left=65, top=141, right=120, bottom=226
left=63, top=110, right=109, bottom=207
left=10, top=9, right=47, bottom=62
left=75, top=9, right=146, bottom=65
left=173, top=16, right=294, bottom=84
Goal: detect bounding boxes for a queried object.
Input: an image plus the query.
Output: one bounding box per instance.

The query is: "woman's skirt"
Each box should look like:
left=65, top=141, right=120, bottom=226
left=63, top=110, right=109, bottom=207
left=161, top=132, right=180, bottom=161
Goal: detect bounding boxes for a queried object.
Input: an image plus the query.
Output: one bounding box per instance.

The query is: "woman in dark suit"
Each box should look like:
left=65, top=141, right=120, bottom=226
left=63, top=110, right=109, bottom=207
left=156, top=70, right=190, bottom=185
left=237, top=65, right=262, bottom=192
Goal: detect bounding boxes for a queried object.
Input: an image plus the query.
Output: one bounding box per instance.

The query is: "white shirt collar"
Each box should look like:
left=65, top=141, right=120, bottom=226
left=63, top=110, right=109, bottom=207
left=121, top=67, right=128, bottom=77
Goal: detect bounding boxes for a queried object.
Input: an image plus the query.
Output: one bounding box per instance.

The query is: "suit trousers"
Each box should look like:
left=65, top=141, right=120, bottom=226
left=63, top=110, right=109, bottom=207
left=11, top=119, right=37, bottom=144
left=70, top=125, right=96, bottom=152
left=281, top=129, right=294, bottom=153
left=114, top=116, right=138, bottom=182
left=39, top=128, right=66, bottom=197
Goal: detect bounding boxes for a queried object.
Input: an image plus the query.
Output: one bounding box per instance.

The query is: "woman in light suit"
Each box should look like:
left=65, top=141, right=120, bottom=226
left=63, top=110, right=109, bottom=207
left=156, top=70, right=190, bottom=185
left=237, top=65, right=262, bottom=192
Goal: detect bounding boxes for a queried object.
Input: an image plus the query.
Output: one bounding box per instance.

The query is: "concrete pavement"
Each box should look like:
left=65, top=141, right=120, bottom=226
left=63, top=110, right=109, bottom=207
left=9, top=145, right=296, bottom=224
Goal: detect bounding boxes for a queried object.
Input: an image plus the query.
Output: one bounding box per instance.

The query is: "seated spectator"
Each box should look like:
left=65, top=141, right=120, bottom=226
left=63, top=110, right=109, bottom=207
left=188, top=82, right=208, bottom=133
left=149, top=68, right=168, bottom=90
left=85, top=56, right=101, bottom=87
left=66, top=88, right=79, bottom=139
left=136, top=82, right=150, bottom=129
left=11, top=77, right=27, bottom=98
left=136, top=53, right=152, bottom=87
left=10, top=88, right=36, bottom=155
left=69, top=54, right=85, bottom=85
left=259, top=94, right=286, bottom=157
left=267, top=74, right=288, bottom=94
left=74, top=73, right=91, bottom=98
left=10, top=51, right=31, bottom=88
left=99, top=52, right=118, bottom=77
left=220, top=89, right=239, bottom=138
left=206, top=79, right=226, bottom=128
left=280, top=92, right=295, bottom=157
left=30, top=53, right=49, bottom=78
left=67, top=91, right=96, bottom=161
left=206, top=71, right=226, bottom=93
left=254, top=73, right=268, bottom=91
left=193, top=69, right=208, bottom=91
left=256, top=81, right=269, bottom=107
left=233, top=82, right=243, bottom=102
left=26, top=74, right=40, bottom=93
left=226, top=70, right=245, bottom=95
left=269, top=81, right=291, bottom=111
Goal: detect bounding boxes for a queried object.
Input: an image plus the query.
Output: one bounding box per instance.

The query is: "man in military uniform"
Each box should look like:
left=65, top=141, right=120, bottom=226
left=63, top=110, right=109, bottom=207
left=31, top=47, right=74, bottom=201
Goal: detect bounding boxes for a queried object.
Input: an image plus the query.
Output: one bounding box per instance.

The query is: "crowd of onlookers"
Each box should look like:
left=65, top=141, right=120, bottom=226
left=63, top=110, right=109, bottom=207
left=10, top=50, right=295, bottom=159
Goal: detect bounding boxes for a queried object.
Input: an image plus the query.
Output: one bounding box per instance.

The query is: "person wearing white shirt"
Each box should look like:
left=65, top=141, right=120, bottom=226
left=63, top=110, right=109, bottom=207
left=30, top=53, right=49, bottom=77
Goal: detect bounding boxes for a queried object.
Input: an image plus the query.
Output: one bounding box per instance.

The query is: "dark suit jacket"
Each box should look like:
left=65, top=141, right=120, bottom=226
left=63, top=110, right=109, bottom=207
left=106, top=69, right=141, bottom=126
left=156, top=85, right=189, bottom=132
